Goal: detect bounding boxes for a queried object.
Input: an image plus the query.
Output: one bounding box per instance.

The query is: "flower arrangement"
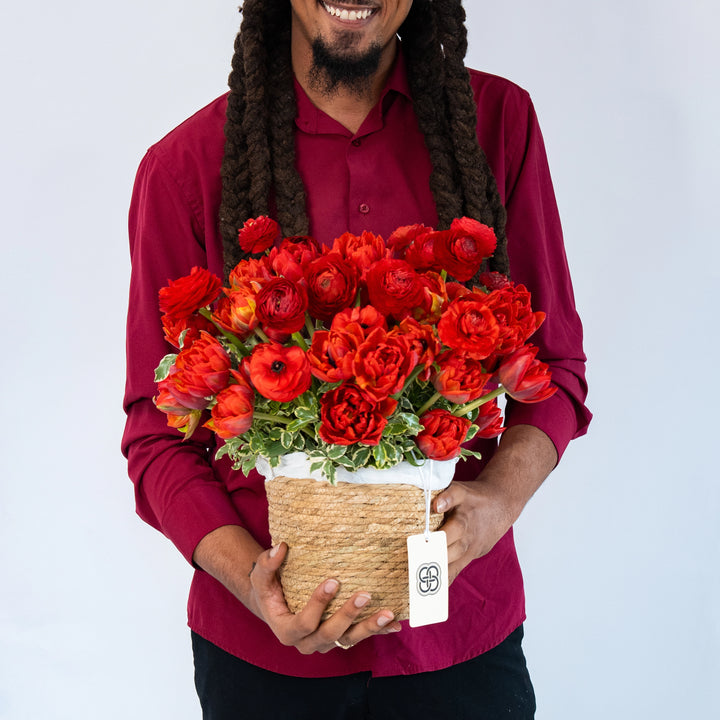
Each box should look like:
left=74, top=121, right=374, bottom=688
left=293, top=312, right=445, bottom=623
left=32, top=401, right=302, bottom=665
left=154, top=216, right=555, bottom=484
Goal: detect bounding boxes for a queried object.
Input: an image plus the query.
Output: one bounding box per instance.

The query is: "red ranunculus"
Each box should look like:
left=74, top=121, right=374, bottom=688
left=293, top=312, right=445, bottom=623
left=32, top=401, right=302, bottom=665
left=414, top=271, right=448, bottom=324
left=161, top=311, right=218, bottom=349
left=246, top=343, right=311, bottom=402
left=415, top=409, right=471, bottom=461
left=332, top=230, right=388, bottom=276
left=485, top=283, right=545, bottom=355
left=154, top=382, right=204, bottom=438
left=437, top=294, right=500, bottom=359
left=304, top=253, right=359, bottom=322
left=165, top=331, right=232, bottom=409
left=497, top=345, right=556, bottom=403
left=473, top=399, right=505, bottom=439
left=330, top=305, right=387, bottom=335
left=432, top=350, right=491, bottom=404
left=279, top=235, right=322, bottom=264
left=404, top=230, right=439, bottom=272
left=228, top=256, right=272, bottom=290
left=319, top=383, right=396, bottom=446
left=255, top=277, right=308, bottom=339
left=365, top=258, right=425, bottom=319
left=237, top=216, right=281, bottom=254
left=433, top=218, right=497, bottom=282
left=387, top=223, right=433, bottom=256
left=478, top=271, right=512, bottom=291
left=204, top=370, right=255, bottom=439
left=212, top=289, right=258, bottom=340
left=390, top=317, right=440, bottom=381
left=158, top=266, right=222, bottom=320
left=307, top=329, right=358, bottom=383
left=351, top=327, right=416, bottom=401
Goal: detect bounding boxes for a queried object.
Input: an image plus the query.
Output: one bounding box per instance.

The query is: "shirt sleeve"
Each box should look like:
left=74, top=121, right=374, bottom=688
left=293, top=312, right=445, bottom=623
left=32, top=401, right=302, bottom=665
left=122, top=148, right=243, bottom=564
left=500, top=93, right=592, bottom=459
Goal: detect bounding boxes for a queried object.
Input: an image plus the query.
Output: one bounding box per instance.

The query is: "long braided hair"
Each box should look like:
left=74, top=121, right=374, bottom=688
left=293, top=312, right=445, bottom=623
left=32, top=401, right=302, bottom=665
left=219, top=0, right=510, bottom=281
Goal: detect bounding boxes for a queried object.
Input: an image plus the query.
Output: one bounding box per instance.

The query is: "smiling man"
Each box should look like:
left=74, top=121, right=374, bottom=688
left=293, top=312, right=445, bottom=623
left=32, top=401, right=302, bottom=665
left=124, top=1, right=590, bottom=718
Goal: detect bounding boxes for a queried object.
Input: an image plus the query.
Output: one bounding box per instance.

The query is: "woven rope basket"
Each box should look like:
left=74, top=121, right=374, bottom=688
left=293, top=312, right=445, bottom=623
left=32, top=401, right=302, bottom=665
left=266, top=475, right=444, bottom=622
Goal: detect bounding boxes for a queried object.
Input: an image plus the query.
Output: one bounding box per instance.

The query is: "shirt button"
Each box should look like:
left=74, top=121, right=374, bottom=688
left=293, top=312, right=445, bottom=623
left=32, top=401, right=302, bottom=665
left=351, top=139, right=362, bottom=147
left=359, top=203, right=370, bottom=214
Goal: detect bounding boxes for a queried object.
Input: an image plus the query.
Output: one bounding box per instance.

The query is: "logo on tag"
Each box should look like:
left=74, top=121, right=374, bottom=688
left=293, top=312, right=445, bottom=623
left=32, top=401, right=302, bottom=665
left=416, top=562, right=442, bottom=596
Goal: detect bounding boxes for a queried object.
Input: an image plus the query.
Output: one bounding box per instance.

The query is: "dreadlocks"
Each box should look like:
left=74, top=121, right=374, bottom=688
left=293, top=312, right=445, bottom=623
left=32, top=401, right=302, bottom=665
left=219, top=0, right=510, bottom=281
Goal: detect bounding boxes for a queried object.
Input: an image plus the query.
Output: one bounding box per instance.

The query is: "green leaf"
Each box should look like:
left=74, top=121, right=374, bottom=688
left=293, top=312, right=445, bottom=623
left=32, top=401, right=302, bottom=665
left=154, top=353, right=178, bottom=382
left=241, top=455, right=256, bottom=476
left=397, top=412, right=423, bottom=434
left=326, top=444, right=347, bottom=461
left=352, top=446, right=372, bottom=468
left=280, top=430, right=294, bottom=450
left=372, top=442, right=388, bottom=466
left=465, top=424, right=479, bottom=441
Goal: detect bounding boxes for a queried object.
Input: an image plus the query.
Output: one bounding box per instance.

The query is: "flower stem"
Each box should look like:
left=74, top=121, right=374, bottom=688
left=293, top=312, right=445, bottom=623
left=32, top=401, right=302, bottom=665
left=452, top=386, right=505, bottom=417
left=416, top=391, right=442, bottom=417
left=305, top=315, right=316, bottom=340
left=393, top=365, right=424, bottom=399
left=292, top=331, right=308, bottom=351
left=254, top=326, right=272, bottom=344
left=253, top=412, right=292, bottom=425
left=198, top=308, right=250, bottom=356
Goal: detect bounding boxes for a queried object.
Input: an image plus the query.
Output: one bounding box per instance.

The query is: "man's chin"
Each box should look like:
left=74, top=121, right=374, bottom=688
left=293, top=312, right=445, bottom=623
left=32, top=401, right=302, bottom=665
left=309, top=36, right=383, bottom=97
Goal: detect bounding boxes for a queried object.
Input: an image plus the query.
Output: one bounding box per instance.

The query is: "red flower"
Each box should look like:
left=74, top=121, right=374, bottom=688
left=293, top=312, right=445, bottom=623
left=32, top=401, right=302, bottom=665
left=387, top=223, right=433, bottom=256
left=351, top=328, right=416, bottom=402
left=390, top=317, right=440, bottom=381
left=158, top=266, right=222, bottom=320
left=161, top=312, right=218, bottom=349
left=414, top=271, right=448, bottom=324
left=330, top=305, right=387, bottom=335
left=165, top=331, right=232, bottom=409
left=154, top=382, right=204, bottom=438
left=437, top=294, right=500, bottom=359
left=485, top=284, right=545, bottom=355
left=416, top=409, right=471, bottom=461
left=246, top=343, right=311, bottom=402
left=332, top=231, right=388, bottom=276
left=473, top=399, right=505, bottom=439
left=304, top=253, right=359, bottom=322
left=307, top=329, right=358, bottom=383
left=255, top=277, right=308, bottom=339
left=268, top=235, right=321, bottom=283
left=319, top=384, right=396, bottom=446
left=212, top=289, right=258, bottom=341
left=204, top=371, right=255, bottom=439
left=433, top=218, right=497, bottom=282
left=497, top=345, right=556, bottom=403
left=237, top=216, right=280, bottom=254
left=432, top=350, right=491, bottom=404
left=478, top=271, right=512, bottom=291
left=404, top=230, right=438, bottom=272
left=365, top=258, right=425, bottom=319
left=228, top=257, right=272, bottom=290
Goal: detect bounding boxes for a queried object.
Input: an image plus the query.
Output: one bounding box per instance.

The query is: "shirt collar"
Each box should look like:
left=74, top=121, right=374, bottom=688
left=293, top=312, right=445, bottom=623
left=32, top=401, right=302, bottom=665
left=294, top=45, right=412, bottom=138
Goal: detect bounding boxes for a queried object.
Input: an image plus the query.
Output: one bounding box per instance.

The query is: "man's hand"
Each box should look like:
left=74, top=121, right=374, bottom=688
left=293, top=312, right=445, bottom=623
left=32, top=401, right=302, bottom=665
left=433, top=424, right=558, bottom=583
left=192, top=525, right=401, bottom=655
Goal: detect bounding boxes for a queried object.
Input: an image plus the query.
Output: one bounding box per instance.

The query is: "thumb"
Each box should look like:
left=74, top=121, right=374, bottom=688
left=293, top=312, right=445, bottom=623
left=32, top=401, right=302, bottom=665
left=433, top=483, right=464, bottom=514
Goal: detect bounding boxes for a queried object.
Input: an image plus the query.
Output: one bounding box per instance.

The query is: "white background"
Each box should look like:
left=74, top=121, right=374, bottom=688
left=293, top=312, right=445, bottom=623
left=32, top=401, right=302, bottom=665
left=1, top=1, right=717, bottom=718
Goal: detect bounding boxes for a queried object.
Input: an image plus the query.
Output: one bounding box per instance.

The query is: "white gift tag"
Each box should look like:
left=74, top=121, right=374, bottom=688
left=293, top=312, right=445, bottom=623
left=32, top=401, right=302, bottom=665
left=407, top=530, right=449, bottom=627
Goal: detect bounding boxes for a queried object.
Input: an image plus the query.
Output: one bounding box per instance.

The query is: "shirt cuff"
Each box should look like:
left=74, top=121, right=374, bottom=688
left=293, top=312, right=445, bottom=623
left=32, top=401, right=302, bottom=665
left=161, top=483, right=245, bottom=565
left=504, top=389, right=579, bottom=461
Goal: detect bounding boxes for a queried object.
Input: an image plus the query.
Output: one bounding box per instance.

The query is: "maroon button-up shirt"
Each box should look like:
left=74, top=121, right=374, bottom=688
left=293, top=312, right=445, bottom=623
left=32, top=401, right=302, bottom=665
left=123, top=52, right=590, bottom=677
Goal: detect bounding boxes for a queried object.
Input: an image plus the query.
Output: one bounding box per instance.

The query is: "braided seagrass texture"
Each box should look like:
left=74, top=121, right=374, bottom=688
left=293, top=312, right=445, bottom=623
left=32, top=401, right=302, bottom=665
left=266, top=476, right=444, bottom=622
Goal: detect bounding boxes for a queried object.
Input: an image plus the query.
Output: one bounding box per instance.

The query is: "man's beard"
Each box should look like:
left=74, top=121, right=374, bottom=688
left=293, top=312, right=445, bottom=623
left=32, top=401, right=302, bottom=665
left=309, top=35, right=383, bottom=97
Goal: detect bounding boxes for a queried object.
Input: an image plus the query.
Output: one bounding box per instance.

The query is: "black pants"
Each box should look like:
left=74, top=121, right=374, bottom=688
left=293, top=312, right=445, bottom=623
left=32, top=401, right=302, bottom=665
left=192, top=626, right=535, bottom=719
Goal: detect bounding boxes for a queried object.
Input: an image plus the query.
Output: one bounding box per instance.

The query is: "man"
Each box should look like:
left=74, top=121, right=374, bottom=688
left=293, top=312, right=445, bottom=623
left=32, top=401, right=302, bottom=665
left=123, top=1, right=590, bottom=717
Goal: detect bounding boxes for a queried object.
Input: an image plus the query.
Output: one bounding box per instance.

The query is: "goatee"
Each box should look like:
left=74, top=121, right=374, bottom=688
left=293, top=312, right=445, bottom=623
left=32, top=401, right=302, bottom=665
left=309, top=35, right=383, bottom=98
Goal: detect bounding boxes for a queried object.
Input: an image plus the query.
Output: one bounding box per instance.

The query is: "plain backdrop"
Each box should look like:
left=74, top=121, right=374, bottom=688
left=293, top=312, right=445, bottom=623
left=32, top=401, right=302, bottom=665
left=1, top=1, right=717, bottom=718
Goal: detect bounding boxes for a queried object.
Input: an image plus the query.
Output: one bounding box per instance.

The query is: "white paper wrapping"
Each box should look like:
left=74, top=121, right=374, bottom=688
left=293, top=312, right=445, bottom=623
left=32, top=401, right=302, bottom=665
left=256, top=452, right=458, bottom=491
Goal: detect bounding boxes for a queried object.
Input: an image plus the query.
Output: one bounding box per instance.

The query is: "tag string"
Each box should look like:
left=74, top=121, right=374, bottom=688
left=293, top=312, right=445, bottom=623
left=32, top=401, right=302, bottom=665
left=421, top=462, right=433, bottom=542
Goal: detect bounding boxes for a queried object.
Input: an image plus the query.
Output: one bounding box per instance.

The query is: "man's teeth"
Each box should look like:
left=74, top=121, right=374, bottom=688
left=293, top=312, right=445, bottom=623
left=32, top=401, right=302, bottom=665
left=321, top=2, right=374, bottom=21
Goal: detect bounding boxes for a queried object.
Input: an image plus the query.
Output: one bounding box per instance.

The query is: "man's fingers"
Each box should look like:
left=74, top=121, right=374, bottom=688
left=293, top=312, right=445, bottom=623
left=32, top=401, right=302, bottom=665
left=434, top=482, right=466, bottom=514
